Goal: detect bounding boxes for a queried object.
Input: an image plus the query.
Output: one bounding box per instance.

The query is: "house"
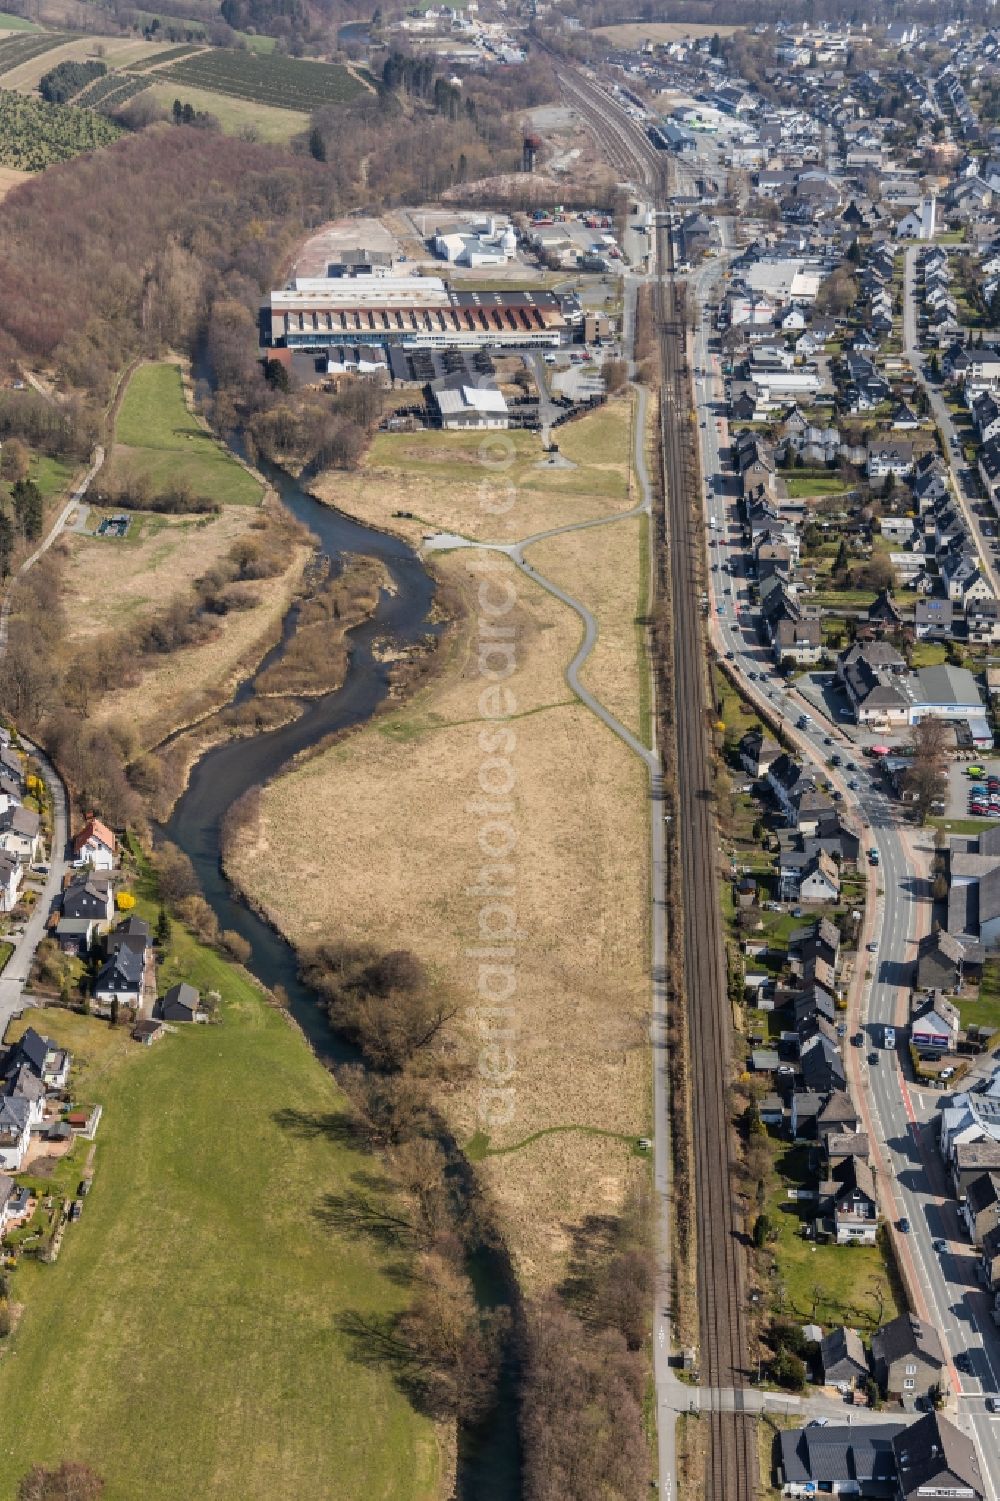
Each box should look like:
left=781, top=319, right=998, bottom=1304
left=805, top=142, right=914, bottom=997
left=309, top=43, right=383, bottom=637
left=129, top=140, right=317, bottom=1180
left=3, top=1067, right=45, bottom=1128
left=981, top=1222, right=1000, bottom=1303
left=61, top=874, right=114, bottom=925
left=772, top=616, right=823, bottom=666
left=817, top=1089, right=860, bottom=1141
left=158, top=982, right=202, bottom=1023
left=866, top=588, right=904, bottom=636
left=870, top=1313, right=945, bottom=1399
left=739, top=728, right=781, bottom=779
left=778, top=1421, right=904, bottom=1497
left=966, top=597, right=1000, bottom=645
left=93, top=943, right=146, bottom=1011
left=867, top=440, right=914, bottom=480
left=0, top=852, right=21, bottom=914
left=0, top=1171, right=15, bottom=1235
left=799, top=851, right=841, bottom=904
left=789, top=1088, right=823, bottom=1139
left=962, top=1171, right=1000, bottom=1245
left=55, top=916, right=97, bottom=956
left=70, top=816, right=116, bottom=871
left=951, top=1139, right=1000, bottom=1200
left=818, top=1156, right=878, bottom=1244
left=910, top=993, right=960, bottom=1054
left=819, top=1326, right=869, bottom=1391
left=914, top=598, right=954, bottom=639
left=837, top=641, right=912, bottom=726
left=0, top=806, right=40, bottom=864
left=916, top=929, right=982, bottom=992
left=106, top=915, right=151, bottom=953
left=12, top=1026, right=71, bottom=1088
left=893, top=1411, right=985, bottom=1501
left=799, top=1031, right=846, bottom=1095
left=0, top=1096, right=31, bottom=1170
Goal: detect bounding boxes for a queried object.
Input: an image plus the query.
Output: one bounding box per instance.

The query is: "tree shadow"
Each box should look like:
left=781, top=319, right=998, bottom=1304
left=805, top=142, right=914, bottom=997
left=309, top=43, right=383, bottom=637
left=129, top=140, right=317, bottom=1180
left=271, top=1105, right=367, bottom=1149
left=556, top=1211, right=618, bottom=1314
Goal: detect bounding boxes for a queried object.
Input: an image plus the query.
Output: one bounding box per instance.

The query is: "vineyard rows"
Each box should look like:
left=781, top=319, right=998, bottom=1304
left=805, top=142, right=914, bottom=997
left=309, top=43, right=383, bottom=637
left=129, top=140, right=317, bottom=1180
left=125, top=44, right=206, bottom=73
left=158, top=48, right=365, bottom=111
left=79, top=73, right=151, bottom=113
left=0, top=88, right=121, bottom=169
left=0, top=31, right=71, bottom=76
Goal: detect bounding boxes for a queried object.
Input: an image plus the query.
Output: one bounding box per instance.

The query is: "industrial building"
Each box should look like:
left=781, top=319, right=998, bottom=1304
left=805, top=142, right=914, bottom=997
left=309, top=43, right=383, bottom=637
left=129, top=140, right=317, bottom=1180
left=263, top=277, right=569, bottom=352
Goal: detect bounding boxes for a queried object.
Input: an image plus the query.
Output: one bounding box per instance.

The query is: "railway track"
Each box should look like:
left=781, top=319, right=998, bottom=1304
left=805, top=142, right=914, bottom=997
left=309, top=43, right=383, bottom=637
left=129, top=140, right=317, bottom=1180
left=558, top=65, right=756, bottom=1501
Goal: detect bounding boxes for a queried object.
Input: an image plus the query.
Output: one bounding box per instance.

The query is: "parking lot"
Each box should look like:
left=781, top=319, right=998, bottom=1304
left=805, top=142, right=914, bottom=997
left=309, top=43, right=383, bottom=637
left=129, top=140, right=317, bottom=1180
left=941, top=758, right=1000, bottom=822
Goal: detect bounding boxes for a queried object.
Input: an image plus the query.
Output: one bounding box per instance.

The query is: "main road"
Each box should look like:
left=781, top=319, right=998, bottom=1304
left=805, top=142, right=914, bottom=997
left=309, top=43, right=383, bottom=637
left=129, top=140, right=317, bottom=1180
left=691, top=260, right=1000, bottom=1496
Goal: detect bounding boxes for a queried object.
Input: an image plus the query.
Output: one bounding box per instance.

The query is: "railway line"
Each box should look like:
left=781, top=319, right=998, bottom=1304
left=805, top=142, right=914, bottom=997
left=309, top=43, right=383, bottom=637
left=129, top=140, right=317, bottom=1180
left=556, top=65, right=756, bottom=1500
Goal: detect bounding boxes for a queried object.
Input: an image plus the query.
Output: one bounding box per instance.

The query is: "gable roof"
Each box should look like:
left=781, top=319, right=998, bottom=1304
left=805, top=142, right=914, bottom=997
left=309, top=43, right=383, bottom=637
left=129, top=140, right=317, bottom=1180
left=893, top=1412, right=984, bottom=1499
left=871, top=1313, right=945, bottom=1372
left=71, top=817, right=115, bottom=857
left=15, top=1027, right=50, bottom=1075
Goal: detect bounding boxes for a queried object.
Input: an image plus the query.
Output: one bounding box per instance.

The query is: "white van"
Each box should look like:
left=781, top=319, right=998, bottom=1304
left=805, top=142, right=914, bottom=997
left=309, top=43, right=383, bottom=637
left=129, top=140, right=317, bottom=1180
left=884, top=1026, right=896, bottom=1049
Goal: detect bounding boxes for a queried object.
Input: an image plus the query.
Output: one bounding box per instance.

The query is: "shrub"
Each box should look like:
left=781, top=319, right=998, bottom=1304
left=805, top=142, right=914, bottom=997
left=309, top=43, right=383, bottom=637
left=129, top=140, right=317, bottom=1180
left=115, top=891, right=136, bottom=911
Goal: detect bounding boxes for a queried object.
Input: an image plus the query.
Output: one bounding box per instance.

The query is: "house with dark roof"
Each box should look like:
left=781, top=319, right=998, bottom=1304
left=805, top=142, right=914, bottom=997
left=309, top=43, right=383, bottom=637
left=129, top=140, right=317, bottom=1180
left=739, top=728, right=781, bottom=780
left=12, top=1026, right=70, bottom=1088
left=817, top=1155, right=878, bottom=1244
left=871, top=1314, right=945, bottom=1400
left=93, top=943, right=147, bottom=1013
left=820, top=1326, right=869, bottom=1391
left=893, top=1411, right=985, bottom=1501
left=0, top=1096, right=31, bottom=1171
left=962, top=1170, right=1000, bottom=1245
left=778, top=1420, right=904, bottom=1497
left=158, top=982, right=202, bottom=1023
left=837, top=642, right=913, bottom=726
left=61, top=874, right=114, bottom=926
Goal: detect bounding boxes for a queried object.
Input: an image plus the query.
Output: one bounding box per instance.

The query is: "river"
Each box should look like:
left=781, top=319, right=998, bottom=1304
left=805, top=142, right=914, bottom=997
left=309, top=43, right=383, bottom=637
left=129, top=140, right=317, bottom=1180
left=163, top=451, right=522, bottom=1499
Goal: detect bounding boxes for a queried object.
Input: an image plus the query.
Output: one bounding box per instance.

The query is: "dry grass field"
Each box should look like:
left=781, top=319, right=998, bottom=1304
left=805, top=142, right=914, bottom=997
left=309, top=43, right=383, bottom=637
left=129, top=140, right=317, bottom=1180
left=87, top=527, right=312, bottom=747
left=62, top=510, right=259, bottom=638
left=227, top=447, right=652, bottom=1287
left=312, top=396, right=636, bottom=546
left=0, top=162, right=30, bottom=198
left=593, top=20, right=742, bottom=45
left=526, top=512, right=646, bottom=740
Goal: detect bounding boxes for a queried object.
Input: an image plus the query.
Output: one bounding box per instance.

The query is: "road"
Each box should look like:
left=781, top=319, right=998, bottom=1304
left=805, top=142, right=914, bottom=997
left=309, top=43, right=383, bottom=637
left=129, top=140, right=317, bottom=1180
left=901, top=246, right=1000, bottom=594
left=0, top=735, right=69, bottom=1035
left=690, top=260, right=1000, bottom=1496
left=0, top=444, right=104, bottom=656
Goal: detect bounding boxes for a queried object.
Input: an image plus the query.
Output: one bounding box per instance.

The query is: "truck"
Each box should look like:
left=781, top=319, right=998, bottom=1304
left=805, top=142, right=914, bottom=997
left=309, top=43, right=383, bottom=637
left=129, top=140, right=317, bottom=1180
left=884, top=1026, right=896, bottom=1050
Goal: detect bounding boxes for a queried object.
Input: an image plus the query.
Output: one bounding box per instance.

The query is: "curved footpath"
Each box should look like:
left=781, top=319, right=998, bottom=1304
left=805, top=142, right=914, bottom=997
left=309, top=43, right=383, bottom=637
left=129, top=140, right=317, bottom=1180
left=423, top=380, right=678, bottom=1489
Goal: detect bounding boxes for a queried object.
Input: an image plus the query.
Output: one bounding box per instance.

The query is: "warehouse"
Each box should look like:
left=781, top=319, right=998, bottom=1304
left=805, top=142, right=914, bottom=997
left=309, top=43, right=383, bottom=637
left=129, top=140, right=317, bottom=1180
left=263, top=277, right=568, bottom=352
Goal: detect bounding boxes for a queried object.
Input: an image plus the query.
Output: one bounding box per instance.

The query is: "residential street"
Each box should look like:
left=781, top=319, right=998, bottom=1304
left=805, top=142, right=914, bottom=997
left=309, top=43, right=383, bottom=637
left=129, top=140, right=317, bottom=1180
left=691, top=275, right=1000, bottom=1497
left=902, top=246, right=1000, bottom=594
left=0, top=736, right=68, bottom=1035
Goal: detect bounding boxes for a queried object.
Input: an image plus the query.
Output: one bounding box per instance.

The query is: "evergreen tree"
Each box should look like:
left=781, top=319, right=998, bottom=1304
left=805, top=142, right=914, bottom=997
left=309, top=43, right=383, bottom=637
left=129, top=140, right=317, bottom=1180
left=156, top=904, right=171, bottom=946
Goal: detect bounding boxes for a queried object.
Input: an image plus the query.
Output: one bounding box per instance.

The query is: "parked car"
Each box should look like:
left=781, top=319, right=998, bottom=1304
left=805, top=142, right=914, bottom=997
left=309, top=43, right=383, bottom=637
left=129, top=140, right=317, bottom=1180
left=933, top=1238, right=947, bottom=1253
left=852, top=1032, right=863, bottom=1047
left=898, top=1217, right=910, bottom=1233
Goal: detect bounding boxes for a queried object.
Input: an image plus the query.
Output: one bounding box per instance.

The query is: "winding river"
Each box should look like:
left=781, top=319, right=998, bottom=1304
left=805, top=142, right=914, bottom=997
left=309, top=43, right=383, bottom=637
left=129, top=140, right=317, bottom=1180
left=164, top=451, right=521, bottom=1499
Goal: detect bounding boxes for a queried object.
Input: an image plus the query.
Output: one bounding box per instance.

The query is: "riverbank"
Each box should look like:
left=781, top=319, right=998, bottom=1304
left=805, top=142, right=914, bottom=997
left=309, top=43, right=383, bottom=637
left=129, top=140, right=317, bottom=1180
left=224, top=405, right=652, bottom=1292
left=0, top=900, right=443, bottom=1501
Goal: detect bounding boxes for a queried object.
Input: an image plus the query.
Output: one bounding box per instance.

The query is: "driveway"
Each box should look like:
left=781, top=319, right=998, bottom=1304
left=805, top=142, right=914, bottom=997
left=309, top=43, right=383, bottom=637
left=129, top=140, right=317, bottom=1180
left=0, top=736, right=69, bottom=1040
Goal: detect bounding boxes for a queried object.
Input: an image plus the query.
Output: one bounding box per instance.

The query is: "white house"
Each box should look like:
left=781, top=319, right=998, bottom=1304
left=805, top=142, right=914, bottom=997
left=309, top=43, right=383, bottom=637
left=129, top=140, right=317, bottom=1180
left=0, top=852, right=21, bottom=914
left=71, top=817, right=116, bottom=872
left=0, top=1097, right=31, bottom=1171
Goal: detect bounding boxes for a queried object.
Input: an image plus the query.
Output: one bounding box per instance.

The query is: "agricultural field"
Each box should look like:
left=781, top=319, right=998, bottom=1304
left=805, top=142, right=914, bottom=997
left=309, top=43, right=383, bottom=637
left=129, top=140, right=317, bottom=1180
left=0, top=10, right=41, bottom=27
left=0, top=28, right=69, bottom=75
left=158, top=46, right=366, bottom=110
left=125, top=42, right=207, bottom=70
left=0, top=88, right=121, bottom=169
left=113, top=362, right=262, bottom=508
left=144, top=78, right=308, bottom=141
left=0, top=909, right=440, bottom=1499
left=74, top=71, right=151, bottom=112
